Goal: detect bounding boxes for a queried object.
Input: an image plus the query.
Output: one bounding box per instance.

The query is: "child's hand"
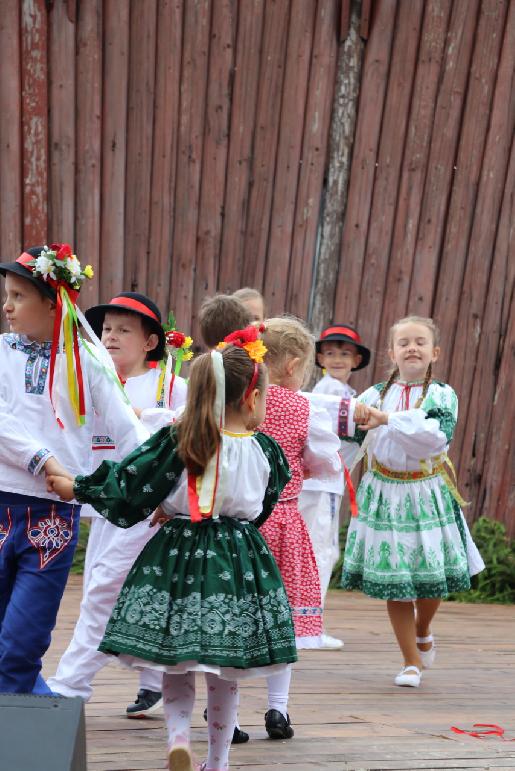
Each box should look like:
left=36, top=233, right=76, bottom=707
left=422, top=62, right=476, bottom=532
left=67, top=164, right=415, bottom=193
left=353, top=402, right=370, bottom=425
left=149, top=505, right=172, bottom=527
left=46, top=475, right=76, bottom=501
left=357, top=406, right=389, bottom=430
left=42, top=456, right=74, bottom=480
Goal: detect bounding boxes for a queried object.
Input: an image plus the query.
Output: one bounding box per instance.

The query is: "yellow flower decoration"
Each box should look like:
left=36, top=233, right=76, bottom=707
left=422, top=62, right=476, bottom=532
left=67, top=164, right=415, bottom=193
left=184, top=336, right=193, bottom=349
left=182, top=350, right=194, bottom=361
left=243, top=339, right=267, bottom=364
left=83, top=265, right=94, bottom=279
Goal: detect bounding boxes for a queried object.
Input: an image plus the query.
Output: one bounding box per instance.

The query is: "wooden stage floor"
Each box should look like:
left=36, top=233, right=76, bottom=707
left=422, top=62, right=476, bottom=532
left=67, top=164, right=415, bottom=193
left=44, top=576, right=515, bottom=770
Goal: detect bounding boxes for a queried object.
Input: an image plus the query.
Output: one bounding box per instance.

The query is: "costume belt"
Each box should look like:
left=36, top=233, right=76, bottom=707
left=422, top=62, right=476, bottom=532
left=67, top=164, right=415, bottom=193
left=372, top=455, right=469, bottom=509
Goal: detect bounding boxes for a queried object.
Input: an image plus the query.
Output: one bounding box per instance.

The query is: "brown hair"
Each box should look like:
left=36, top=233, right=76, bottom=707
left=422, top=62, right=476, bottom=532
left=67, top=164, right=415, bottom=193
left=380, top=316, right=440, bottom=407
left=199, top=294, right=252, bottom=348
left=176, top=344, right=266, bottom=475
left=261, top=315, right=315, bottom=380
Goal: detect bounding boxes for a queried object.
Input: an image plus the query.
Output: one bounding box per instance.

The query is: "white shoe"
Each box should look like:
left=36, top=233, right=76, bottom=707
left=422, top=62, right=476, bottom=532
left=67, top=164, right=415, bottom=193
left=394, top=666, right=421, bottom=687
left=320, top=633, right=344, bottom=650
left=416, top=634, right=436, bottom=669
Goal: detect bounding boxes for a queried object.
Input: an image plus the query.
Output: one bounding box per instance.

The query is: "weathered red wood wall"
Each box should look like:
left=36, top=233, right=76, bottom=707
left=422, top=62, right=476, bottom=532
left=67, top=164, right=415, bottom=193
left=0, top=0, right=512, bottom=532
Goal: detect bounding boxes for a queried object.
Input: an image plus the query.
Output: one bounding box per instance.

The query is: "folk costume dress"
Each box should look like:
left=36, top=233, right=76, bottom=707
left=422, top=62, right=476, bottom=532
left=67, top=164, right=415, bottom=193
left=259, top=385, right=341, bottom=645
left=300, top=379, right=357, bottom=606
left=72, top=425, right=298, bottom=679
left=0, top=334, right=148, bottom=694
left=48, top=368, right=187, bottom=700
left=339, top=380, right=484, bottom=600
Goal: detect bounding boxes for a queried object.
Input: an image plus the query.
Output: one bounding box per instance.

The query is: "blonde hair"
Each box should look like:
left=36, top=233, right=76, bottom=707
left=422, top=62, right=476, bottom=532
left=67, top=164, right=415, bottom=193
left=233, top=287, right=264, bottom=305
left=261, top=315, right=315, bottom=380
left=380, top=315, right=440, bottom=407
left=388, top=315, right=440, bottom=348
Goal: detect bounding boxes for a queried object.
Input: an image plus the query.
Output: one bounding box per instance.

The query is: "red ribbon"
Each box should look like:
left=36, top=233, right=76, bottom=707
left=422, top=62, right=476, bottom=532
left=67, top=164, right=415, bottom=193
left=187, top=472, right=203, bottom=523
left=451, top=724, right=515, bottom=741
left=321, top=326, right=361, bottom=343
left=242, top=362, right=259, bottom=403
left=109, top=296, right=160, bottom=323
left=343, top=462, right=358, bottom=517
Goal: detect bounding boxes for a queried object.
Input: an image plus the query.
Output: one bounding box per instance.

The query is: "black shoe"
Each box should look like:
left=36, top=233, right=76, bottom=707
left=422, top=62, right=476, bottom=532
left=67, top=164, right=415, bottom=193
left=265, top=709, right=294, bottom=740
left=203, top=707, right=250, bottom=744
left=126, top=688, right=163, bottom=718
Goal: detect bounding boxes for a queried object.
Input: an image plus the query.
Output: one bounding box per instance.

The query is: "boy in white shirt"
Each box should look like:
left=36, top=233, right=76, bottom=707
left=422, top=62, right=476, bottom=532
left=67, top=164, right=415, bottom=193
left=300, top=324, right=370, bottom=649
left=0, top=246, right=148, bottom=693
left=47, top=292, right=188, bottom=716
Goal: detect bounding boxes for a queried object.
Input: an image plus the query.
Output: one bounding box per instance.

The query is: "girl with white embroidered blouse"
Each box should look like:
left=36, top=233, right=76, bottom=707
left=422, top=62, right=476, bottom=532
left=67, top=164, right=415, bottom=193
left=339, top=316, right=483, bottom=689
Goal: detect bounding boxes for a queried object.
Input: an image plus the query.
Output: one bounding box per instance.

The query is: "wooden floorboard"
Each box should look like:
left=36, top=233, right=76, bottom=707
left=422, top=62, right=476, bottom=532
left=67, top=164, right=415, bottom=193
left=44, top=577, right=515, bottom=770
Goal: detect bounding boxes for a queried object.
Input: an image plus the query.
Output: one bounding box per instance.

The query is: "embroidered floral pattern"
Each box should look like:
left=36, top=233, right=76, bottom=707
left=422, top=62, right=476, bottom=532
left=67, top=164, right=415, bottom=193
left=26, top=504, right=75, bottom=569
left=28, top=448, right=52, bottom=475
left=5, top=334, right=51, bottom=395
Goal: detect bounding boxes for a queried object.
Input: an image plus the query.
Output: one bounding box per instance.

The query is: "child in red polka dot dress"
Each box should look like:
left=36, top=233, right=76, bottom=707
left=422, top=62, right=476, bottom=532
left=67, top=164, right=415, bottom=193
left=259, top=317, right=341, bottom=739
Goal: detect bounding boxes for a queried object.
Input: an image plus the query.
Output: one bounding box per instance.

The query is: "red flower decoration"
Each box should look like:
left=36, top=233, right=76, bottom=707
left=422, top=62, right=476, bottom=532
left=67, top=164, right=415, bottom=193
left=51, top=243, right=72, bottom=261
left=223, top=324, right=265, bottom=346
left=166, top=330, right=186, bottom=348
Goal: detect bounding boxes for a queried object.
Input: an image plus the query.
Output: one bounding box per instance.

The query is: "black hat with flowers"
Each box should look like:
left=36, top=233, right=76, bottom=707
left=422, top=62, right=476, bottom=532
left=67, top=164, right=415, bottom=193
left=0, top=246, right=60, bottom=300
left=85, top=292, right=166, bottom=361
left=315, top=323, right=371, bottom=371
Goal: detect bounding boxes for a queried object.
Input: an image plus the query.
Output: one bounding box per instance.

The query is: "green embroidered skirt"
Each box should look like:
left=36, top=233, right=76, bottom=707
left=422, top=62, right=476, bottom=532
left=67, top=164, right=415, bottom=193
left=99, top=516, right=298, bottom=678
left=340, top=468, right=477, bottom=600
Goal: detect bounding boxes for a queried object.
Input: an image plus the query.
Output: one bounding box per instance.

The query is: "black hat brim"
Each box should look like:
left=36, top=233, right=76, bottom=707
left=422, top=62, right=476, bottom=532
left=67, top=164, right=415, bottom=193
left=0, top=261, right=57, bottom=301
left=315, top=334, right=371, bottom=371
left=85, top=303, right=166, bottom=361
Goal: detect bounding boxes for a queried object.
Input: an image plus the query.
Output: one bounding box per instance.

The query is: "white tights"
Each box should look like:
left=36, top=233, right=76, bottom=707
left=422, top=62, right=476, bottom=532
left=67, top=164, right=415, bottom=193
left=266, top=664, right=292, bottom=718
left=162, top=671, right=238, bottom=771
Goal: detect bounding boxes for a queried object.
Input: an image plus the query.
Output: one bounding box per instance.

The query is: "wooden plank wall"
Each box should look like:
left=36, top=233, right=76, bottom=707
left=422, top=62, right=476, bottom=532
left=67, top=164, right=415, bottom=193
left=339, top=0, right=514, bottom=533
left=0, top=0, right=512, bottom=532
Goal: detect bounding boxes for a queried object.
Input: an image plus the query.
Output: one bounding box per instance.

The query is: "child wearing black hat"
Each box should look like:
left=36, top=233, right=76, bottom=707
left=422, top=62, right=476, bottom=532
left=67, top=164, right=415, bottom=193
left=299, top=323, right=371, bottom=649
left=0, top=245, right=149, bottom=694
left=47, top=292, right=189, bottom=716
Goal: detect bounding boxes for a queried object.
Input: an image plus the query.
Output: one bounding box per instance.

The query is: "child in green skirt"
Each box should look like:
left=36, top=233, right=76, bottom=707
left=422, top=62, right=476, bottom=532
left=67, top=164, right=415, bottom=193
left=49, top=333, right=297, bottom=771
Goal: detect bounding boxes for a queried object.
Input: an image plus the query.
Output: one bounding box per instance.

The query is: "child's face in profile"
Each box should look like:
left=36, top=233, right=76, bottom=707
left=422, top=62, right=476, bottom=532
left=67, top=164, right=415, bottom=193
left=2, top=273, right=55, bottom=342
left=317, top=341, right=361, bottom=383
left=101, top=311, right=157, bottom=374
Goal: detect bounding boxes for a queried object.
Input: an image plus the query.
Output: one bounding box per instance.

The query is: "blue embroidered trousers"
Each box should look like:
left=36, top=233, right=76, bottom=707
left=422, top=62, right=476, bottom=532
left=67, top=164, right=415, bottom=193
left=0, top=492, right=80, bottom=693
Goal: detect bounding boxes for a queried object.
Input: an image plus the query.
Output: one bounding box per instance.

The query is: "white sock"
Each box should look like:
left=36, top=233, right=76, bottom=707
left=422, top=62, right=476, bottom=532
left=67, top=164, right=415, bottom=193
left=267, top=665, right=292, bottom=718
left=162, top=671, right=195, bottom=749
left=205, top=673, right=238, bottom=771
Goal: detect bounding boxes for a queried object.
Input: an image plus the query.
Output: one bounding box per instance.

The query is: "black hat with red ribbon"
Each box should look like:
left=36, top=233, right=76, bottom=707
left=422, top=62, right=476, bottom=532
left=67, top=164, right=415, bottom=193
left=315, top=324, right=371, bottom=371
left=85, top=292, right=166, bottom=361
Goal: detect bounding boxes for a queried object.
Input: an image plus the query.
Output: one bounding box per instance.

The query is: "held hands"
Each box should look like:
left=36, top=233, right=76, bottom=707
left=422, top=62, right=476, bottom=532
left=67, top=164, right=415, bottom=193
left=43, top=456, right=74, bottom=480
left=46, top=474, right=76, bottom=501
left=149, top=505, right=172, bottom=528
left=356, top=405, right=389, bottom=431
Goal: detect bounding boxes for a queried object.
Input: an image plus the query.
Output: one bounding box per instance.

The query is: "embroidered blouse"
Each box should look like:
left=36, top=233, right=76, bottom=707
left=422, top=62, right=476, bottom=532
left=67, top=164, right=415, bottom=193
left=0, top=333, right=149, bottom=500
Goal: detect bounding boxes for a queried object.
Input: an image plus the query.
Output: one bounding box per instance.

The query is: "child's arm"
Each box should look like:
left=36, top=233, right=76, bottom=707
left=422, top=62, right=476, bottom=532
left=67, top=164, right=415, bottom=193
left=87, top=357, right=150, bottom=459
left=303, top=403, right=342, bottom=480
left=383, top=385, right=458, bottom=459
left=0, top=391, right=72, bottom=477
left=56, top=426, right=184, bottom=527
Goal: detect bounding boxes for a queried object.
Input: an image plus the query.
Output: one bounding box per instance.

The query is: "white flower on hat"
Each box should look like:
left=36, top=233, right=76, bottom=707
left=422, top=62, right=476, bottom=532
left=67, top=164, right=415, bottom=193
left=34, top=253, right=57, bottom=280
left=66, top=256, right=82, bottom=280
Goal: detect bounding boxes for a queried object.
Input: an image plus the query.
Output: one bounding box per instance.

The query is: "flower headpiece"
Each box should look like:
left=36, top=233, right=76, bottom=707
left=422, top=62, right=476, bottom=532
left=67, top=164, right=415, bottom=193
left=217, top=325, right=267, bottom=402
left=156, top=312, right=194, bottom=406
left=23, top=244, right=95, bottom=427
left=27, top=243, right=94, bottom=292
left=216, top=324, right=267, bottom=363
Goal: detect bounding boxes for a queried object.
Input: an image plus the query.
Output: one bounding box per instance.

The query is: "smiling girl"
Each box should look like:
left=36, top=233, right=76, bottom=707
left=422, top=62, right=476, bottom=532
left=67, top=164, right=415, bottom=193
left=338, top=316, right=484, bottom=688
